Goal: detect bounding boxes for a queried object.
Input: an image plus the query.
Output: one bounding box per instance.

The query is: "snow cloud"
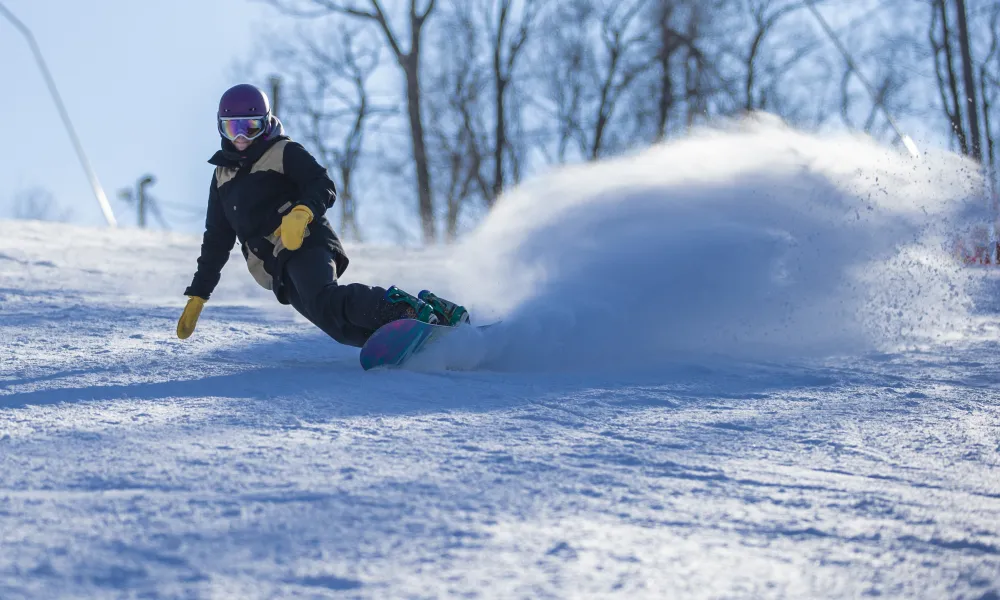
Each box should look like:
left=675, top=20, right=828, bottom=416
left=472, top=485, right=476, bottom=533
left=451, top=115, right=984, bottom=370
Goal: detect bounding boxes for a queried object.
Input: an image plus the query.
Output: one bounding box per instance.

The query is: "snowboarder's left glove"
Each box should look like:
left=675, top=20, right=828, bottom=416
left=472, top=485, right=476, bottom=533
left=278, top=205, right=313, bottom=251
left=176, top=296, right=206, bottom=339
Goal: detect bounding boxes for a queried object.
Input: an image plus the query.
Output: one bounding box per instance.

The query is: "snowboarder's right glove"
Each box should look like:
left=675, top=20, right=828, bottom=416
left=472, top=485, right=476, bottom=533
left=176, top=296, right=206, bottom=339
left=278, top=205, right=313, bottom=251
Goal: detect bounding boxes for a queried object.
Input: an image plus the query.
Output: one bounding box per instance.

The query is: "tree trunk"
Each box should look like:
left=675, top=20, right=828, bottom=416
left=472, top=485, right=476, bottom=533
left=491, top=0, right=509, bottom=205
left=746, top=27, right=766, bottom=111
left=592, top=57, right=615, bottom=160
left=356, top=0, right=438, bottom=243
left=493, top=68, right=507, bottom=205
left=938, top=0, right=969, bottom=154
left=982, top=64, right=996, bottom=196
left=954, top=0, right=983, bottom=162
left=402, top=55, right=436, bottom=242
left=445, top=149, right=462, bottom=242
left=655, top=1, right=676, bottom=142
left=683, top=11, right=702, bottom=130
left=657, top=70, right=673, bottom=140
left=339, top=165, right=360, bottom=241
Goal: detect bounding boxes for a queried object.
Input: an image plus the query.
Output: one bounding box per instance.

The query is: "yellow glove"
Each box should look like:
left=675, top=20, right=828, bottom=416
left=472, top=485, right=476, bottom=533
left=176, top=296, right=207, bottom=339
left=279, top=205, right=313, bottom=251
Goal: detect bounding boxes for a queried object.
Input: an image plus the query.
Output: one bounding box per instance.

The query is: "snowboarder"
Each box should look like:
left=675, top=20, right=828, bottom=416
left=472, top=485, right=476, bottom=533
left=176, top=83, right=469, bottom=346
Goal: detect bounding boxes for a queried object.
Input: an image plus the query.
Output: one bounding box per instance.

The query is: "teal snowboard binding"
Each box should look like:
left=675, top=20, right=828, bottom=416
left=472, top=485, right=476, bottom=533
left=384, top=286, right=438, bottom=325
left=418, top=290, right=471, bottom=326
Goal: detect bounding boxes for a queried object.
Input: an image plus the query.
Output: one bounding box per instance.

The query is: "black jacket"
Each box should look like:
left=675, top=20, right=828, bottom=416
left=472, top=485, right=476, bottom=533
left=184, top=120, right=349, bottom=302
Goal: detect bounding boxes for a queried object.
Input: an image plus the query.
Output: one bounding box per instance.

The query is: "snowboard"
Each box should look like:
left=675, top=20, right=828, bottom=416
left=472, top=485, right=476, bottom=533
left=359, top=319, right=495, bottom=371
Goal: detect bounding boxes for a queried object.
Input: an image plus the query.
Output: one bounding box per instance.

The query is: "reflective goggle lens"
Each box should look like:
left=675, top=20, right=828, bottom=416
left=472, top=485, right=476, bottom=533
left=219, top=117, right=266, bottom=141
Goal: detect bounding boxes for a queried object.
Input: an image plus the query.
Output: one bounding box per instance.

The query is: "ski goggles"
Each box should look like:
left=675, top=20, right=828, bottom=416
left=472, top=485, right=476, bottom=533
left=218, top=116, right=267, bottom=141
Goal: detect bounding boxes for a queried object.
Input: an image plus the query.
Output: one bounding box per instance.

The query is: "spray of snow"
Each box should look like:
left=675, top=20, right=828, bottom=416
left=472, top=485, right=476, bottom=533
left=449, top=115, right=984, bottom=371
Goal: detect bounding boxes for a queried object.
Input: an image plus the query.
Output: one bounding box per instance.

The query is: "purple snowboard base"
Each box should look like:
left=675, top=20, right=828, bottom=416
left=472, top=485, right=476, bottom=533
left=359, top=319, right=496, bottom=371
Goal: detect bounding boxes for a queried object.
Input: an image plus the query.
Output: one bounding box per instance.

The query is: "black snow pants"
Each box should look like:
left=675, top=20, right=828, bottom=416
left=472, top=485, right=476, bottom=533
left=280, top=246, right=389, bottom=347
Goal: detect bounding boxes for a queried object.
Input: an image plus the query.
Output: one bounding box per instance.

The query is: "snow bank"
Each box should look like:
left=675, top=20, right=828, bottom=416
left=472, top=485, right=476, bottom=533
left=451, top=115, right=984, bottom=371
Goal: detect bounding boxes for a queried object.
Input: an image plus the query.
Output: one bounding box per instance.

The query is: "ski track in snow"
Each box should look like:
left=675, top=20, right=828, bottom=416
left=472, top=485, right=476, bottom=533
left=1, top=119, right=999, bottom=599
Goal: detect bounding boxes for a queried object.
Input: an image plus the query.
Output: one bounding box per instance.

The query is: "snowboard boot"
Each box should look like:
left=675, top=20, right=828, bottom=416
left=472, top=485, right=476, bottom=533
left=381, top=285, right=439, bottom=325
left=418, top=290, right=470, bottom=326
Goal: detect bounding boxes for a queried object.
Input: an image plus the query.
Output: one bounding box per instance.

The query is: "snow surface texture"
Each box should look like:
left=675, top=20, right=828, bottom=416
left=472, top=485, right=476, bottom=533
left=1, top=117, right=998, bottom=599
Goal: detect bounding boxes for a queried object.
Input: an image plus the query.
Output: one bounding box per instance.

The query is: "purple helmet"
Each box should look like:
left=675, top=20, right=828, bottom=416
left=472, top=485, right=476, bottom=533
left=217, top=84, right=273, bottom=141
left=218, top=84, right=270, bottom=119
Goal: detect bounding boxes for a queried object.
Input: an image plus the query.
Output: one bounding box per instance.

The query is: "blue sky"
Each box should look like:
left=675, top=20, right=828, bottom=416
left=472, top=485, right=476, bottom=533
left=1, top=0, right=276, bottom=230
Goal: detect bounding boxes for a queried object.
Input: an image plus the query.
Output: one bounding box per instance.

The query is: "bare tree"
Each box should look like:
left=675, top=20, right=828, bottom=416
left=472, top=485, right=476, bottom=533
left=954, top=0, right=983, bottom=161
left=534, top=0, right=592, bottom=164
left=12, top=188, right=72, bottom=222
left=266, top=0, right=440, bottom=243
left=425, top=1, right=490, bottom=240
left=839, top=65, right=905, bottom=135
left=485, top=0, right=539, bottom=203
left=252, top=0, right=1000, bottom=241
left=743, top=0, right=806, bottom=111
left=982, top=4, right=1000, bottom=191
left=648, top=0, right=684, bottom=141
left=535, top=0, right=657, bottom=162
left=931, top=0, right=970, bottom=154
left=629, top=0, right=724, bottom=143
left=589, top=0, right=655, bottom=158
left=833, top=12, right=912, bottom=139
left=278, top=28, right=393, bottom=241
left=681, top=4, right=706, bottom=128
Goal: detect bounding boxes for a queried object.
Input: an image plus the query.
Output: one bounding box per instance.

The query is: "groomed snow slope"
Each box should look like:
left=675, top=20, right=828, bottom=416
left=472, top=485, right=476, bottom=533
left=1, top=118, right=999, bottom=599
